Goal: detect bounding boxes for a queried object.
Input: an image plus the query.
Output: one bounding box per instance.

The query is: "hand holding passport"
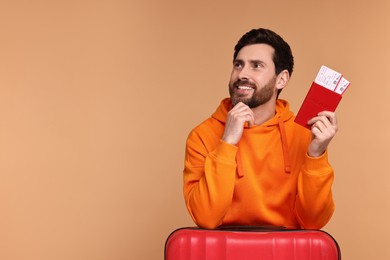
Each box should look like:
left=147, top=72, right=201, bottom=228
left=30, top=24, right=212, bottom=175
left=294, top=65, right=350, bottom=129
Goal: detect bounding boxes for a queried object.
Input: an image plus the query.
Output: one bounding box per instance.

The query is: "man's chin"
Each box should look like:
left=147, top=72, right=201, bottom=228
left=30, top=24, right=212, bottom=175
left=232, top=97, right=265, bottom=109
left=231, top=97, right=251, bottom=106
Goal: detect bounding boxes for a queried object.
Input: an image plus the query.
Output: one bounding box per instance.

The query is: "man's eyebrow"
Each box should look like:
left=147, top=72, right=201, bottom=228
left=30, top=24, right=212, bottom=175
left=249, top=59, right=266, bottom=65
left=233, top=58, right=267, bottom=65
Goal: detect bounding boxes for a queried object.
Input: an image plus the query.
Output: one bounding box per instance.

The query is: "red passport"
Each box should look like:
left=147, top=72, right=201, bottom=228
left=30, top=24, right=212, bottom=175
left=294, top=82, right=342, bottom=129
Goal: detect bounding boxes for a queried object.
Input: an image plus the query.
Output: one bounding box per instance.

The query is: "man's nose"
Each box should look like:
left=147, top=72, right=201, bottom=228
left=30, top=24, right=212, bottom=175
left=238, top=66, right=250, bottom=79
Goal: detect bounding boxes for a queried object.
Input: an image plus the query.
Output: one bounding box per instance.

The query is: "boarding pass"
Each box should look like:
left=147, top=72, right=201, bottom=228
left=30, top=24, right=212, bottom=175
left=314, top=65, right=350, bottom=95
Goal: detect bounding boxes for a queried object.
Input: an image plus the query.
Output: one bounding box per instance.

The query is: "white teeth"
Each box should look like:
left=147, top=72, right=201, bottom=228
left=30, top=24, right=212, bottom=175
left=238, top=86, right=253, bottom=90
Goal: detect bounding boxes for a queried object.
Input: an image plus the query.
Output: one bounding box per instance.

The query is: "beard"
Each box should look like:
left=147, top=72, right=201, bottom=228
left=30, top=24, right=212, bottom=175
left=229, top=76, right=277, bottom=108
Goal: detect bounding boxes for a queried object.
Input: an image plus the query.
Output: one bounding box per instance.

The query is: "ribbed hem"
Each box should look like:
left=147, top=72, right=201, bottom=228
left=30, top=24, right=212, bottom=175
left=303, top=150, right=331, bottom=174
left=211, top=139, right=238, bottom=164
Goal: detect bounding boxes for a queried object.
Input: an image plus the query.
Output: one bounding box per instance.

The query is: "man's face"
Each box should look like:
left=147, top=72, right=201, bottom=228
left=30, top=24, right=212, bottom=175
left=229, top=44, right=278, bottom=108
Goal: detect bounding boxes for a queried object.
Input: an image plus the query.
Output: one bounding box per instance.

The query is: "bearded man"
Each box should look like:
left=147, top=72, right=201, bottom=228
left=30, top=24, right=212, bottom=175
left=183, top=28, right=338, bottom=229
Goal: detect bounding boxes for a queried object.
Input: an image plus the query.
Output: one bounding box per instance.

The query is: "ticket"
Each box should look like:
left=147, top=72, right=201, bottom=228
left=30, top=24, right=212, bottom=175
left=334, top=77, right=350, bottom=95
left=314, top=65, right=343, bottom=91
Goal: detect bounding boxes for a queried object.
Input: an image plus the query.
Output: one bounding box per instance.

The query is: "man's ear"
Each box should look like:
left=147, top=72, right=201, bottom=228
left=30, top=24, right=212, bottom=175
left=275, top=70, right=290, bottom=90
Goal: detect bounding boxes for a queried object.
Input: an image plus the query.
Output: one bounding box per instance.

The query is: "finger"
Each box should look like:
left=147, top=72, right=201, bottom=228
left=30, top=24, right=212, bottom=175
left=246, top=114, right=255, bottom=128
left=232, top=104, right=254, bottom=119
left=229, top=104, right=252, bottom=117
left=317, top=111, right=337, bottom=125
left=311, top=120, right=326, bottom=133
left=318, top=115, right=332, bottom=129
left=311, top=119, right=337, bottom=141
left=317, top=114, right=338, bottom=134
left=229, top=102, right=255, bottom=127
left=311, top=125, right=322, bottom=136
left=229, top=107, right=254, bottom=119
left=232, top=102, right=250, bottom=111
left=239, top=110, right=254, bottom=127
left=228, top=110, right=254, bottom=128
left=307, top=113, right=333, bottom=127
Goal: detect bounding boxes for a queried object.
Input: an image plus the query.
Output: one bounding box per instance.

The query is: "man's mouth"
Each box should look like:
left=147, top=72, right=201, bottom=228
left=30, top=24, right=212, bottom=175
left=234, top=81, right=256, bottom=95
left=234, top=80, right=256, bottom=90
left=237, top=85, right=254, bottom=90
left=234, top=85, right=255, bottom=97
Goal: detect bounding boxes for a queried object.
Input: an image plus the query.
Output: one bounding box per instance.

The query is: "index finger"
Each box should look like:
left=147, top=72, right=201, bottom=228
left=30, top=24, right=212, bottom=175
left=307, top=111, right=337, bottom=126
left=317, top=111, right=337, bottom=125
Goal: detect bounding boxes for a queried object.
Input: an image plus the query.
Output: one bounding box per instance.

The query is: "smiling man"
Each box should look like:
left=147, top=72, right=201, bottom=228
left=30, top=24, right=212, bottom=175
left=183, top=28, right=338, bottom=229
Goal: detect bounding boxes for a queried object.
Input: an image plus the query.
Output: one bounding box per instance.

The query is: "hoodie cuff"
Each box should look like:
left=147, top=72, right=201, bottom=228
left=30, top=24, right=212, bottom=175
left=303, top=150, right=332, bottom=175
left=210, top=139, right=238, bottom=164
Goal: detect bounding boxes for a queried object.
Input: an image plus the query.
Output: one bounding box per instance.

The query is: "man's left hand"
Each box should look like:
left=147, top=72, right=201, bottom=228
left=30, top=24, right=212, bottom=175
left=307, top=111, right=338, bottom=157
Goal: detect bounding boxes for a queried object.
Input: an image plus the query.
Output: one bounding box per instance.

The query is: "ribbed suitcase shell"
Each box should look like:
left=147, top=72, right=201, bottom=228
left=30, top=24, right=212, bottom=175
left=165, top=227, right=341, bottom=260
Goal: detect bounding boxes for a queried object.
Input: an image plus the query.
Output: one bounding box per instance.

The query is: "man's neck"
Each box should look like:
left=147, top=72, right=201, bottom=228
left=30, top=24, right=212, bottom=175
left=251, top=99, right=277, bottom=126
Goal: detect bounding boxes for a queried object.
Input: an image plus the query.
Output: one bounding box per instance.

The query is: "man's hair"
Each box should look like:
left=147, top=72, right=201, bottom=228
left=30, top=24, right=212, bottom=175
left=233, top=28, right=294, bottom=77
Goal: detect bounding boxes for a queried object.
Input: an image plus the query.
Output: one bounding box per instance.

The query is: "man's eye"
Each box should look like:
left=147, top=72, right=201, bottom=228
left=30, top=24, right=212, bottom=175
left=254, top=63, right=262, bottom=69
left=233, top=63, right=242, bottom=69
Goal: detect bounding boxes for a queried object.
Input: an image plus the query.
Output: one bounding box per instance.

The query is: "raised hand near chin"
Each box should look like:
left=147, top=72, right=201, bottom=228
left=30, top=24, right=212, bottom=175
left=222, top=102, right=254, bottom=146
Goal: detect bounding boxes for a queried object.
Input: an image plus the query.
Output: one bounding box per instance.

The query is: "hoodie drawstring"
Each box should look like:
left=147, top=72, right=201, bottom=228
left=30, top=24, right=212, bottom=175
left=236, top=151, right=244, bottom=177
left=278, top=117, right=291, bottom=173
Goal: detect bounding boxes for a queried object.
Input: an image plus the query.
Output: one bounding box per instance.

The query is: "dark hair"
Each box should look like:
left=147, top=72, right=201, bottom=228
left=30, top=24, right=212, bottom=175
left=233, top=28, right=294, bottom=77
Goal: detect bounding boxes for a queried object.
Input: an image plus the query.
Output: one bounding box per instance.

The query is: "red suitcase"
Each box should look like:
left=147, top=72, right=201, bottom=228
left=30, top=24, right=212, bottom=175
left=165, top=227, right=341, bottom=260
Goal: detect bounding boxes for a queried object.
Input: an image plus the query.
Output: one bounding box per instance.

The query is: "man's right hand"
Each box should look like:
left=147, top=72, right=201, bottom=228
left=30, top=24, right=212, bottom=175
left=222, top=102, right=254, bottom=145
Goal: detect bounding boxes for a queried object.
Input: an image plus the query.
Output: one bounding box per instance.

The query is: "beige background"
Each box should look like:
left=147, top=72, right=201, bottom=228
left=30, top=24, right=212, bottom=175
left=0, top=0, right=389, bottom=259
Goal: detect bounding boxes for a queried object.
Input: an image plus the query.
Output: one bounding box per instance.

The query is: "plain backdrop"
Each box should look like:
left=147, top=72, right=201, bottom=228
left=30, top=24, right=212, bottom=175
left=0, top=0, right=389, bottom=259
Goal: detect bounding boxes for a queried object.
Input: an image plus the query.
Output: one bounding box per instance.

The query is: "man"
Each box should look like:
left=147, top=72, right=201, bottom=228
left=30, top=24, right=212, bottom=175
left=183, top=28, right=337, bottom=229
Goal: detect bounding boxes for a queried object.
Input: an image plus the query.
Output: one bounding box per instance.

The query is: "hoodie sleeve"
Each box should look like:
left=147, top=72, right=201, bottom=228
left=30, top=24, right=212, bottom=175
left=183, top=131, right=238, bottom=229
left=294, top=150, right=335, bottom=229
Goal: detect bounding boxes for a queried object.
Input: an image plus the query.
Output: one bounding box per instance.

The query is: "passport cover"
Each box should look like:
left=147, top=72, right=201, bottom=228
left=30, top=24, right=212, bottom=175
left=294, top=82, right=342, bottom=129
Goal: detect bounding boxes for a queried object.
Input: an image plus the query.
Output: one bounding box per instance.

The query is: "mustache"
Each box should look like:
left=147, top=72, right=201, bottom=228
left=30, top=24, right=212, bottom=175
left=233, top=80, right=256, bottom=88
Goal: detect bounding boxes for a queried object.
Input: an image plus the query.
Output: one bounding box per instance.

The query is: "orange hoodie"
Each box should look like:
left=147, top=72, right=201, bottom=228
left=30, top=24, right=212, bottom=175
left=183, top=98, right=335, bottom=229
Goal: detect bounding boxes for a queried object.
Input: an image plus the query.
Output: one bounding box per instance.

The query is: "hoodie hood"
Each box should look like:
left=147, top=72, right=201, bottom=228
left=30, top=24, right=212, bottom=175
left=212, top=98, right=294, bottom=174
